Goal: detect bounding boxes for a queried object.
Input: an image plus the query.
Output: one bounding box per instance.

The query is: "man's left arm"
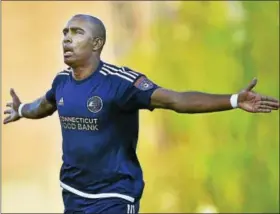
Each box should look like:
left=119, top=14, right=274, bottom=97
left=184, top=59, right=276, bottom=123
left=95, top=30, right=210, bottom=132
left=150, top=78, right=279, bottom=114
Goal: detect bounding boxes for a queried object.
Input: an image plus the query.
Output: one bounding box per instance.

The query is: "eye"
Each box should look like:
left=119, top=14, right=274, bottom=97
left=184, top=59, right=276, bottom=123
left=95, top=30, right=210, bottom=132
left=76, top=29, right=84, bottom=34
left=63, top=29, right=68, bottom=36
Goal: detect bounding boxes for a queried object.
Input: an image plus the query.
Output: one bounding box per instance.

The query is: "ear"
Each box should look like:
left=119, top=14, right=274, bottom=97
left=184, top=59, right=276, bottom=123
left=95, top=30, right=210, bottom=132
left=92, top=37, right=104, bottom=51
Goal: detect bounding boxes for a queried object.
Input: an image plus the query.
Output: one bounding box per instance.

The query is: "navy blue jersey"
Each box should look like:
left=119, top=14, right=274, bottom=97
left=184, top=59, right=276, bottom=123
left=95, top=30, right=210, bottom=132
left=46, top=61, right=159, bottom=203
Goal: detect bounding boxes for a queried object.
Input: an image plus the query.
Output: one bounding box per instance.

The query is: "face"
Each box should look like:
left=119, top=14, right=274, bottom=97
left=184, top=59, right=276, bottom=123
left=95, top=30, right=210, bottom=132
left=62, top=17, right=94, bottom=67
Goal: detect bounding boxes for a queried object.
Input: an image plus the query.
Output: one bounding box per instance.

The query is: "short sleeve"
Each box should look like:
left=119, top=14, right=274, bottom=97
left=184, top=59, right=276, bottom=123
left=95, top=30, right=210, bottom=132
left=115, top=68, right=160, bottom=111
left=45, top=76, right=58, bottom=104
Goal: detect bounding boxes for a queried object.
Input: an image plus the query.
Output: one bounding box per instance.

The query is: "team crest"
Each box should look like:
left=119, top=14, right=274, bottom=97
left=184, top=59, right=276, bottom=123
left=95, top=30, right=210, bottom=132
left=135, top=77, right=154, bottom=91
left=87, top=96, right=103, bottom=113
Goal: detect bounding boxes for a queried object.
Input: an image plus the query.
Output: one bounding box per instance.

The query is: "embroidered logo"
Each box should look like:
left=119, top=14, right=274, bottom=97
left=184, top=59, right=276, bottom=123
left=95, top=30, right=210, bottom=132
left=135, top=77, right=154, bottom=91
left=87, top=96, right=103, bottom=113
left=58, top=97, right=64, bottom=106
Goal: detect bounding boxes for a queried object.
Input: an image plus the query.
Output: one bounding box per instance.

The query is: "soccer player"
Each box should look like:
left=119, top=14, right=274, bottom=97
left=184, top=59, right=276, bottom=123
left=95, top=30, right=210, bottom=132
left=3, top=14, right=279, bottom=214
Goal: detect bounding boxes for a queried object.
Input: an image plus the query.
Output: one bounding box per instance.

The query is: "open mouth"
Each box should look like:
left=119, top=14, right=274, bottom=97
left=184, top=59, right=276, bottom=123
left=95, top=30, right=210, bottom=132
left=64, top=51, right=73, bottom=57
left=63, top=46, right=74, bottom=57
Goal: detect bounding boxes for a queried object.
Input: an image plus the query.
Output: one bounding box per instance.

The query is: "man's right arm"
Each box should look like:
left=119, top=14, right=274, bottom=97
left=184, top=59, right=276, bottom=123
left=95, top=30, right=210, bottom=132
left=3, top=72, right=66, bottom=124
left=20, top=96, right=57, bottom=119
left=3, top=87, right=57, bottom=124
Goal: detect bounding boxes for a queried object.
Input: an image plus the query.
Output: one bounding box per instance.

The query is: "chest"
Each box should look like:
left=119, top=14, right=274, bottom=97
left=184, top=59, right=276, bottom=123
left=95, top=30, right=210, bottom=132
left=55, top=80, right=115, bottom=119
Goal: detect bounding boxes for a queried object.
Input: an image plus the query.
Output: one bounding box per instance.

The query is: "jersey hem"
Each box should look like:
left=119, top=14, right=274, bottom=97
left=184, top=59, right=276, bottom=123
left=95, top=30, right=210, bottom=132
left=60, top=181, right=135, bottom=203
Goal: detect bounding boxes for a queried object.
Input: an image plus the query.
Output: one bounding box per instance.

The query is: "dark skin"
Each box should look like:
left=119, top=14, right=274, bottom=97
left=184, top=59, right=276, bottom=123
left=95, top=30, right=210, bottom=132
left=3, top=15, right=106, bottom=123
left=151, top=77, right=279, bottom=113
left=3, top=15, right=280, bottom=125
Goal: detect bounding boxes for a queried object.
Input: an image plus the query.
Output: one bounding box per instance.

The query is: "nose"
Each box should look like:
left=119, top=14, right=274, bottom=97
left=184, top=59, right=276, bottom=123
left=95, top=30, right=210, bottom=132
left=63, top=34, right=72, bottom=43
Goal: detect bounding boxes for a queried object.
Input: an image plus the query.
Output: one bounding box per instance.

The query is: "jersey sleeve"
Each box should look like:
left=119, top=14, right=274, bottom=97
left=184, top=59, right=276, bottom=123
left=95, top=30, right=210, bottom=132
left=45, top=84, right=56, bottom=104
left=45, top=74, right=60, bottom=105
left=115, top=67, right=160, bottom=111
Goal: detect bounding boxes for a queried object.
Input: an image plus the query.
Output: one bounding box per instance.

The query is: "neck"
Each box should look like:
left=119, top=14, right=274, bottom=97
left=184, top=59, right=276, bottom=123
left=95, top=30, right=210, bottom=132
left=71, top=56, right=100, bottom=81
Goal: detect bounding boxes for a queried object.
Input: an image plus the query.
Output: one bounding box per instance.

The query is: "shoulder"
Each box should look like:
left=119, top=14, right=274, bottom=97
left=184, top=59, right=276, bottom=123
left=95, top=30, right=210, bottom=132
left=99, top=61, right=144, bottom=85
left=56, top=67, right=72, bottom=78
left=99, top=61, right=159, bottom=98
left=52, top=67, right=71, bottom=85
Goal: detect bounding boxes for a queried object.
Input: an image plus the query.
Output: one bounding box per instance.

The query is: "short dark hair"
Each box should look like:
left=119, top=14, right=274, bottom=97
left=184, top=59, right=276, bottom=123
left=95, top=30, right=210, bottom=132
left=73, top=14, right=106, bottom=45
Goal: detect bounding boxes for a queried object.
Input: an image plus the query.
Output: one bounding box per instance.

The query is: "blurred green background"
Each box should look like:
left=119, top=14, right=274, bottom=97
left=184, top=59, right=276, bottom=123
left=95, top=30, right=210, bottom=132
left=2, top=1, right=279, bottom=213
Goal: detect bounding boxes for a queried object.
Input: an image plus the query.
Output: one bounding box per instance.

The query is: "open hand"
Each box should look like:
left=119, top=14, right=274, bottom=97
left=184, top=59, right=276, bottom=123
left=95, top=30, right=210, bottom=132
left=238, top=78, right=279, bottom=113
left=3, top=88, right=22, bottom=124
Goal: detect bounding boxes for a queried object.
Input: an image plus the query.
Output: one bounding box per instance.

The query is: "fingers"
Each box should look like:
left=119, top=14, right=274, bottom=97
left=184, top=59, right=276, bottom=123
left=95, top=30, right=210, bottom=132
left=6, top=102, right=12, bottom=107
left=4, top=109, right=12, bottom=114
left=261, top=95, right=279, bottom=103
left=254, top=100, right=279, bottom=113
left=259, top=104, right=278, bottom=110
left=260, top=101, right=280, bottom=108
left=5, top=102, right=13, bottom=114
left=256, top=108, right=272, bottom=113
left=245, top=78, right=258, bottom=91
left=3, top=116, right=12, bottom=124
left=3, top=107, right=12, bottom=124
left=3, top=101, right=15, bottom=124
left=10, top=88, right=18, bottom=99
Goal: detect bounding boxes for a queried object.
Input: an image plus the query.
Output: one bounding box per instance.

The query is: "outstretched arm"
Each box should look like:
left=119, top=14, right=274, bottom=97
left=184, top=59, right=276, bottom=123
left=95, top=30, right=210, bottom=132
left=151, top=78, right=279, bottom=114
left=3, top=88, right=56, bottom=124
left=19, top=96, right=57, bottom=119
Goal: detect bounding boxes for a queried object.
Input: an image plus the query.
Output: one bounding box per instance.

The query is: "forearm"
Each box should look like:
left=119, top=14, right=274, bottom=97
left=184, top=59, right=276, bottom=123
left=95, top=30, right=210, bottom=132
left=173, top=91, right=234, bottom=113
left=20, top=96, right=57, bottom=119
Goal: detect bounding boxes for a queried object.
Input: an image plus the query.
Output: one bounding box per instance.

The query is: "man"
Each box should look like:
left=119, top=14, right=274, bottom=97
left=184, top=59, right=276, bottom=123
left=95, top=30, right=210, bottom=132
left=3, top=14, right=279, bottom=214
